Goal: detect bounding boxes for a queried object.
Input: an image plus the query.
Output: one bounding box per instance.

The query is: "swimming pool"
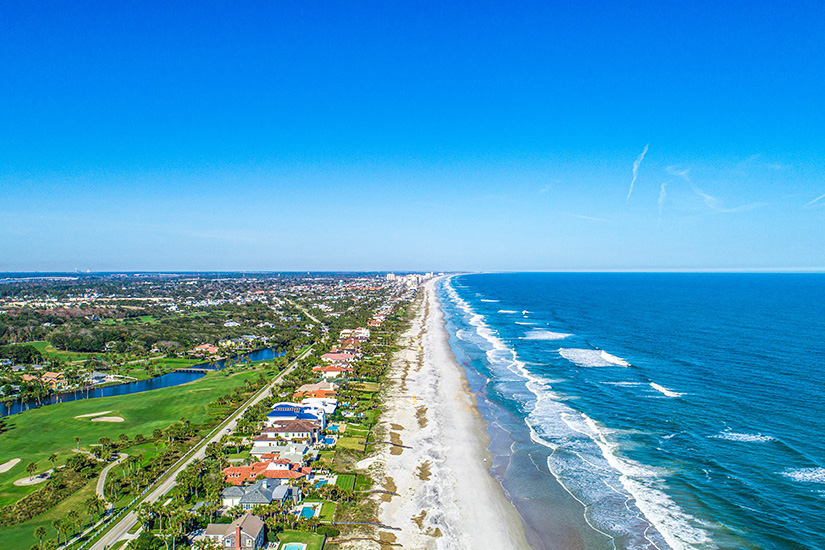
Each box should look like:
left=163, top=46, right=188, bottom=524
left=299, top=506, right=315, bottom=518
left=281, top=543, right=306, bottom=550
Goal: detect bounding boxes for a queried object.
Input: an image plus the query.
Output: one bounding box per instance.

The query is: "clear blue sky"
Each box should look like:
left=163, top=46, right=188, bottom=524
left=2, top=1, right=824, bottom=272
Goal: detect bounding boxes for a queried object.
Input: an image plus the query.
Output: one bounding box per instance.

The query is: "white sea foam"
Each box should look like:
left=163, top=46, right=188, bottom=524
left=442, top=278, right=710, bottom=550
left=480, top=298, right=499, bottom=302
left=782, top=468, right=825, bottom=483
left=650, top=382, right=683, bottom=398
left=711, top=430, right=775, bottom=443
left=559, top=348, right=630, bottom=367
left=521, top=329, right=572, bottom=341
left=603, top=381, right=646, bottom=387
left=515, top=321, right=537, bottom=325
left=498, top=309, right=518, bottom=314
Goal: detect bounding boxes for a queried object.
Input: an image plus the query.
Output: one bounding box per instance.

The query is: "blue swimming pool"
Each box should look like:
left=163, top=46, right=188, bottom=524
left=281, top=543, right=306, bottom=550
left=315, top=480, right=327, bottom=488
left=299, top=506, right=315, bottom=518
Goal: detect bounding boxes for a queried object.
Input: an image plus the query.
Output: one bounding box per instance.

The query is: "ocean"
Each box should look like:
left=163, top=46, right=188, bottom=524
left=437, top=273, right=825, bottom=550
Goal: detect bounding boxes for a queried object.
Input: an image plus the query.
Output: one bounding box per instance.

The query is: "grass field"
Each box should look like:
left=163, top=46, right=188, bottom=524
left=335, top=474, right=355, bottom=491
left=320, top=501, right=337, bottom=522
left=276, top=530, right=325, bottom=550
left=0, top=367, right=265, bottom=548
left=28, top=340, right=93, bottom=362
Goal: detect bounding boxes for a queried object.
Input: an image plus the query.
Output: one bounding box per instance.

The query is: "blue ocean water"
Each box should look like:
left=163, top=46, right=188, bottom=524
left=437, top=273, right=825, bottom=550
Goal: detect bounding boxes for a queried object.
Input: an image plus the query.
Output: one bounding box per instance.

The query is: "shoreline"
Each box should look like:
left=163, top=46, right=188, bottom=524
left=367, top=278, right=532, bottom=549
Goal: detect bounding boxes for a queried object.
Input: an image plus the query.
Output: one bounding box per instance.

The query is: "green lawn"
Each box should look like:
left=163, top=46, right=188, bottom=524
left=319, top=501, right=337, bottom=522
left=0, top=475, right=98, bottom=549
left=276, top=530, right=325, bottom=550
left=0, top=368, right=265, bottom=548
left=27, top=340, right=92, bottom=362
left=335, top=474, right=355, bottom=491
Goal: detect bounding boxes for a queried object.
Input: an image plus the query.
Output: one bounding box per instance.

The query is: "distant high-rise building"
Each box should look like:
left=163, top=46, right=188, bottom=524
left=386, top=273, right=396, bottom=281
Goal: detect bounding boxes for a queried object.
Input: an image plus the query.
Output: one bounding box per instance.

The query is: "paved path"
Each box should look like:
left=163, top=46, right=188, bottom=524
left=87, top=345, right=314, bottom=550
left=97, top=453, right=128, bottom=504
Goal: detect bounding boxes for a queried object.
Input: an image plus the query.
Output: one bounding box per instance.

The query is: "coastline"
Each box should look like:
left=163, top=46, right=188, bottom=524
left=366, top=278, right=532, bottom=549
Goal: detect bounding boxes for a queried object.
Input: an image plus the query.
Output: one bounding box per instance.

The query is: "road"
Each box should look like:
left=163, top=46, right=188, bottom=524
left=88, top=345, right=313, bottom=550
left=97, top=453, right=128, bottom=503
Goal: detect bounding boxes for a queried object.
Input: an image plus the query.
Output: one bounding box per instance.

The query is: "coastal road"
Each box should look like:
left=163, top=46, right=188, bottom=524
left=88, top=345, right=314, bottom=550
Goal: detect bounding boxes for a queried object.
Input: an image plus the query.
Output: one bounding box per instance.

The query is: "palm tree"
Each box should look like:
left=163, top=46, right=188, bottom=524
left=51, top=519, right=62, bottom=545
left=66, top=509, right=79, bottom=537
left=86, top=495, right=105, bottom=517
left=34, top=526, right=47, bottom=550
left=74, top=436, right=81, bottom=451
left=26, top=461, right=37, bottom=481
left=48, top=453, right=57, bottom=471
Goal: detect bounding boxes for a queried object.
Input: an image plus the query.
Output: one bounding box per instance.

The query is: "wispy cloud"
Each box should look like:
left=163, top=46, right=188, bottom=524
left=657, top=182, right=668, bottom=216
left=565, top=212, right=609, bottom=222
left=666, top=165, right=691, bottom=182
left=804, top=193, right=825, bottom=207
left=690, top=184, right=721, bottom=211
left=626, top=144, right=649, bottom=203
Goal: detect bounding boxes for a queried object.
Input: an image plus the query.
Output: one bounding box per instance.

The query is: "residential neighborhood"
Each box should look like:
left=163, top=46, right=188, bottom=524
left=0, top=272, right=423, bottom=549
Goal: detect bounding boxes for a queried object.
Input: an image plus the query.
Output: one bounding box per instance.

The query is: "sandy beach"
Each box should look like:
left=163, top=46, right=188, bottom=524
left=360, top=278, right=532, bottom=549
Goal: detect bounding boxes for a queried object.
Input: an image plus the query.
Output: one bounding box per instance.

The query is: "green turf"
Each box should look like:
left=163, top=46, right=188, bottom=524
left=276, top=530, right=325, bottom=550
left=335, top=474, right=355, bottom=491
left=0, top=475, right=98, bottom=549
left=27, top=340, right=91, bottom=361
left=319, top=501, right=337, bottom=522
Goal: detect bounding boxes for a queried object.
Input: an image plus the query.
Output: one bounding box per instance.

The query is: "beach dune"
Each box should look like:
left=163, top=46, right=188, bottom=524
left=364, top=278, right=532, bottom=549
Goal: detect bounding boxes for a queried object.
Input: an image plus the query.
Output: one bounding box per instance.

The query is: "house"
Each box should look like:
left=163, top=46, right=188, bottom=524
left=203, top=513, right=265, bottom=550
left=312, top=364, right=354, bottom=378
left=258, top=419, right=321, bottom=443
left=192, top=343, right=219, bottom=355
left=41, top=371, right=67, bottom=390
left=320, top=352, right=355, bottom=363
left=300, top=397, right=338, bottom=416
left=221, top=480, right=301, bottom=509
left=250, top=443, right=318, bottom=464
left=293, top=380, right=338, bottom=399
left=21, top=374, right=39, bottom=383
left=265, top=402, right=326, bottom=428
left=223, top=458, right=311, bottom=485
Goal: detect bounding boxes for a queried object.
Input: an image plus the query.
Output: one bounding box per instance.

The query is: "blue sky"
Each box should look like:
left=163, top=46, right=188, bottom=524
left=2, top=1, right=824, bottom=271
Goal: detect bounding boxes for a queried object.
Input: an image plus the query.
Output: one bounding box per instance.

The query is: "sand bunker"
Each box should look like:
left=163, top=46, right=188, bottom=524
left=0, top=458, right=20, bottom=473
left=75, top=411, right=113, bottom=419
left=14, top=469, right=53, bottom=486
left=91, top=416, right=124, bottom=423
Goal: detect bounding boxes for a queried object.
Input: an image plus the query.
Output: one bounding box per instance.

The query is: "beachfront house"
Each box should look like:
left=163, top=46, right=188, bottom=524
left=220, top=479, right=296, bottom=510
left=203, top=513, right=265, bottom=549
left=265, top=402, right=327, bottom=428
left=259, top=419, right=321, bottom=443
left=312, top=364, right=354, bottom=378
left=293, top=380, right=338, bottom=399
left=223, top=458, right=311, bottom=485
